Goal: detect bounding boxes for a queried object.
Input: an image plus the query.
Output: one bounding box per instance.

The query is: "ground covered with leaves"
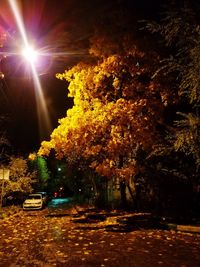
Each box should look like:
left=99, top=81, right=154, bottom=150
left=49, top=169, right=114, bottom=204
left=0, top=206, right=200, bottom=266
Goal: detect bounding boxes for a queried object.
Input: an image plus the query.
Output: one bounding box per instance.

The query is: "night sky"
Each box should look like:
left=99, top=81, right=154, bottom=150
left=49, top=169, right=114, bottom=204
left=0, top=0, right=168, bottom=154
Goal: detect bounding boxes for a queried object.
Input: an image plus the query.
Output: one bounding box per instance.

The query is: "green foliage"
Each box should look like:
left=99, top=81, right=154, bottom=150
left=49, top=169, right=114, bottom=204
left=29, top=154, right=50, bottom=190
left=146, top=1, right=200, bottom=172
left=146, top=3, right=200, bottom=103
left=174, top=112, right=200, bottom=167
left=36, top=156, right=50, bottom=189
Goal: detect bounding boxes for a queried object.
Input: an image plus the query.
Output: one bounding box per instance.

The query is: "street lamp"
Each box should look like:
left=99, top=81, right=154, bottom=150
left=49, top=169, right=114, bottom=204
left=0, top=44, right=39, bottom=79
left=22, top=46, right=38, bottom=64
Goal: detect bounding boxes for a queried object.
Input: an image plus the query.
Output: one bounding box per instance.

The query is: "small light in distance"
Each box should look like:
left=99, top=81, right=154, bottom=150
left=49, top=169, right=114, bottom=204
left=0, top=72, right=4, bottom=79
left=22, top=46, right=38, bottom=64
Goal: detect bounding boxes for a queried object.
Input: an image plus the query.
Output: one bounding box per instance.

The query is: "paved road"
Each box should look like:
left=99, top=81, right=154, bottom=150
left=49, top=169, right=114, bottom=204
left=0, top=201, right=200, bottom=266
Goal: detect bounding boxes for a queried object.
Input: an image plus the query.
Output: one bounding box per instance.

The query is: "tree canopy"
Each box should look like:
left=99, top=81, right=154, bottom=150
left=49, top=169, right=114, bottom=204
left=39, top=0, right=200, bottom=212
left=0, top=157, right=36, bottom=198
left=146, top=1, right=200, bottom=171
left=39, top=28, right=171, bottom=198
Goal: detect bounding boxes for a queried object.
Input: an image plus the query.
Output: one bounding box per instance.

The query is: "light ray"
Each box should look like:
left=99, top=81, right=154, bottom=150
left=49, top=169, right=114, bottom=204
left=8, top=0, right=28, bottom=47
left=8, top=0, right=52, bottom=141
left=31, top=65, right=52, bottom=138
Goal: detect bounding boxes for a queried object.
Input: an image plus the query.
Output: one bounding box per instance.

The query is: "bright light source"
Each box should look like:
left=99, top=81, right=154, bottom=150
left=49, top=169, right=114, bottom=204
left=22, top=46, right=38, bottom=63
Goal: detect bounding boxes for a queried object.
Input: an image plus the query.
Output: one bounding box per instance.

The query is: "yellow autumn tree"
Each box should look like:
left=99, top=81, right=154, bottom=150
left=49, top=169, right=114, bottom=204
left=39, top=34, right=170, bottom=206
left=0, top=157, right=36, bottom=200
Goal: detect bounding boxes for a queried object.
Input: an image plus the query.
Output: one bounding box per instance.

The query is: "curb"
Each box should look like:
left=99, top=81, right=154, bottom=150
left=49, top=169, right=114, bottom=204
left=167, top=223, right=200, bottom=234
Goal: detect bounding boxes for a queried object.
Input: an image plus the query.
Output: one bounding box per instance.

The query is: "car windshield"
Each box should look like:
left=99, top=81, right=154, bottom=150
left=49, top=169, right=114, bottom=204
left=27, top=195, right=41, bottom=200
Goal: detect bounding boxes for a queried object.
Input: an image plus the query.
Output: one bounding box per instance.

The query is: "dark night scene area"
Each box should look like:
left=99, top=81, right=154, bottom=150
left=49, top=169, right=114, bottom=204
left=0, top=0, right=200, bottom=266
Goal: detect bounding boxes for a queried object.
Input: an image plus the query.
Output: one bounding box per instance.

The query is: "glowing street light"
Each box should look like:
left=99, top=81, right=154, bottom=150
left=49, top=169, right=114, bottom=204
left=2, top=0, right=53, bottom=137
left=22, top=46, right=38, bottom=64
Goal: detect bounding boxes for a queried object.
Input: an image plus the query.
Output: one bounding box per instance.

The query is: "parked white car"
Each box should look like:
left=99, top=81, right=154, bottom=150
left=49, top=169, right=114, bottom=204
left=35, top=192, right=48, bottom=204
left=23, top=193, right=44, bottom=210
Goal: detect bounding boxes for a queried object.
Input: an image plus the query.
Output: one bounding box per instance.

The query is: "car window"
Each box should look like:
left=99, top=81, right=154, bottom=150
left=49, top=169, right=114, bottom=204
left=27, top=195, right=42, bottom=200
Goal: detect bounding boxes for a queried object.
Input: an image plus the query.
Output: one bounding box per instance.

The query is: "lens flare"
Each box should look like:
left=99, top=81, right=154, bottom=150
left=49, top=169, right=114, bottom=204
left=8, top=0, right=28, bottom=47
left=8, top=0, right=52, bottom=139
left=22, top=46, right=38, bottom=63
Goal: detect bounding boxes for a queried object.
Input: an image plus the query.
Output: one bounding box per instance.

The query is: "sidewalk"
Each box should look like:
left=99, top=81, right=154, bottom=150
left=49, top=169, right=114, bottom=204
left=167, top=223, right=200, bottom=234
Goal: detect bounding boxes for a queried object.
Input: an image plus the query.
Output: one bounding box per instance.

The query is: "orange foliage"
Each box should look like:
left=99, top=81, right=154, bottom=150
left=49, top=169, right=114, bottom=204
left=39, top=43, right=168, bottom=182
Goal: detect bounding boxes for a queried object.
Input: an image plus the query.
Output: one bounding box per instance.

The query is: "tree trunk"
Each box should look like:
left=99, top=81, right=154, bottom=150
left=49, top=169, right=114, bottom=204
left=118, top=153, right=128, bottom=209
left=127, top=182, right=135, bottom=202
left=120, top=181, right=127, bottom=209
